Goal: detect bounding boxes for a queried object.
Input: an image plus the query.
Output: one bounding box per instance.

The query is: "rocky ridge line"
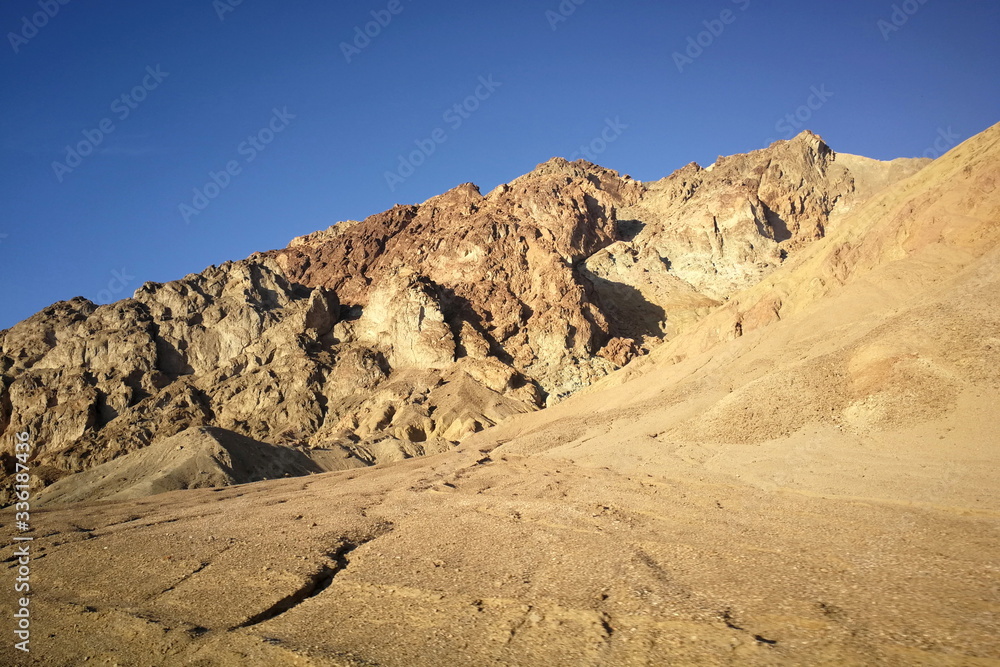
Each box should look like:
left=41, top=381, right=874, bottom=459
left=0, top=132, right=928, bottom=504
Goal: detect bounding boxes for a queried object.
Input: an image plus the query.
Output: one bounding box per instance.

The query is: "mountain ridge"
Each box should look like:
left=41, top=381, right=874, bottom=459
left=2, top=123, right=998, bottom=665
left=1, top=131, right=930, bottom=505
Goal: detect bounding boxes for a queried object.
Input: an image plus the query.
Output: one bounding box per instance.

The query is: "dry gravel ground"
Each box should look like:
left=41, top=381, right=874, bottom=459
left=3, top=124, right=999, bottom=665
left=1, top=437, right=996, bottom=666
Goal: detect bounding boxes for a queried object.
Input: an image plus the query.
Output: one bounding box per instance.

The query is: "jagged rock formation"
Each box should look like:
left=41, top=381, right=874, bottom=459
left=0, top=132, right=927, bottom=504
left=583, top=131, right=928, bottom=338
left=3, top=122, right=997, bottom=667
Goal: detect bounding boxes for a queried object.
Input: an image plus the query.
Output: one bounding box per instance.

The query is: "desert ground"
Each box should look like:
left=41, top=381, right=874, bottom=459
left=2, top=123, right=999, bottom=665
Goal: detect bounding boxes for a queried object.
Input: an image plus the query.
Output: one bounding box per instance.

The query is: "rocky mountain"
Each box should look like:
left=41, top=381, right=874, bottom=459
left=0, top=132, right=927, bottom=505
left=2, top=122, right=996, bottom=666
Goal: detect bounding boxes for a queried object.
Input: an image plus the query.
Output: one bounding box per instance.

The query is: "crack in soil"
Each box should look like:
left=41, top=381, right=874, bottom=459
left=720, top=609, right=744, bottom=631
left=599, top=611, right=614, bottom=640
left=232, top=524, right=393, bottom=630
left=155, top=560, right=214, bottom=598
left=718, top=608, right=779, bottom=646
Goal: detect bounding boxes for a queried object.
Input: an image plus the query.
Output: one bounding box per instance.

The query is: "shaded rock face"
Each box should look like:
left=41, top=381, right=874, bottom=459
left=0, top=132, right=928, bottom=503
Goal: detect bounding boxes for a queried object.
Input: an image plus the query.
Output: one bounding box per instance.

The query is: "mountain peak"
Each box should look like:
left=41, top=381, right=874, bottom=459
left=0, top=130, right=940, bottom=508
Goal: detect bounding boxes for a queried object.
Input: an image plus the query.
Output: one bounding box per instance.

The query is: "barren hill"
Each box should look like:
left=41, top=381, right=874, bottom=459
left=2, top=124, right=997, bottom=665
left=0, top=132, right=927, bottom=505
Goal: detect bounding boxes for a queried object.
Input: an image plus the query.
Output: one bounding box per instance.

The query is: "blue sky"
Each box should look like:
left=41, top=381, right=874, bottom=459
left=1, top=0, right=997, bottom=329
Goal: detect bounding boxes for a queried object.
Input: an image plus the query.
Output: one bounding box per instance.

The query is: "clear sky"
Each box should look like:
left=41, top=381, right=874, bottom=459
left=1, top=0, right=997, bottom=329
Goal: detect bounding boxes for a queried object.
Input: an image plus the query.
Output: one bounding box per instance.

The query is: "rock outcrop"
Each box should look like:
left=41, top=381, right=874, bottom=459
left=583, top=132, right=928, bottom=338
left=0, top=132, right=929, bottom=503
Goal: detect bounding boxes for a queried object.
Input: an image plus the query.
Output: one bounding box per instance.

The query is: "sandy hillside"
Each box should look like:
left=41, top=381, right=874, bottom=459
left=1, top=123, right=999, bottom=666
